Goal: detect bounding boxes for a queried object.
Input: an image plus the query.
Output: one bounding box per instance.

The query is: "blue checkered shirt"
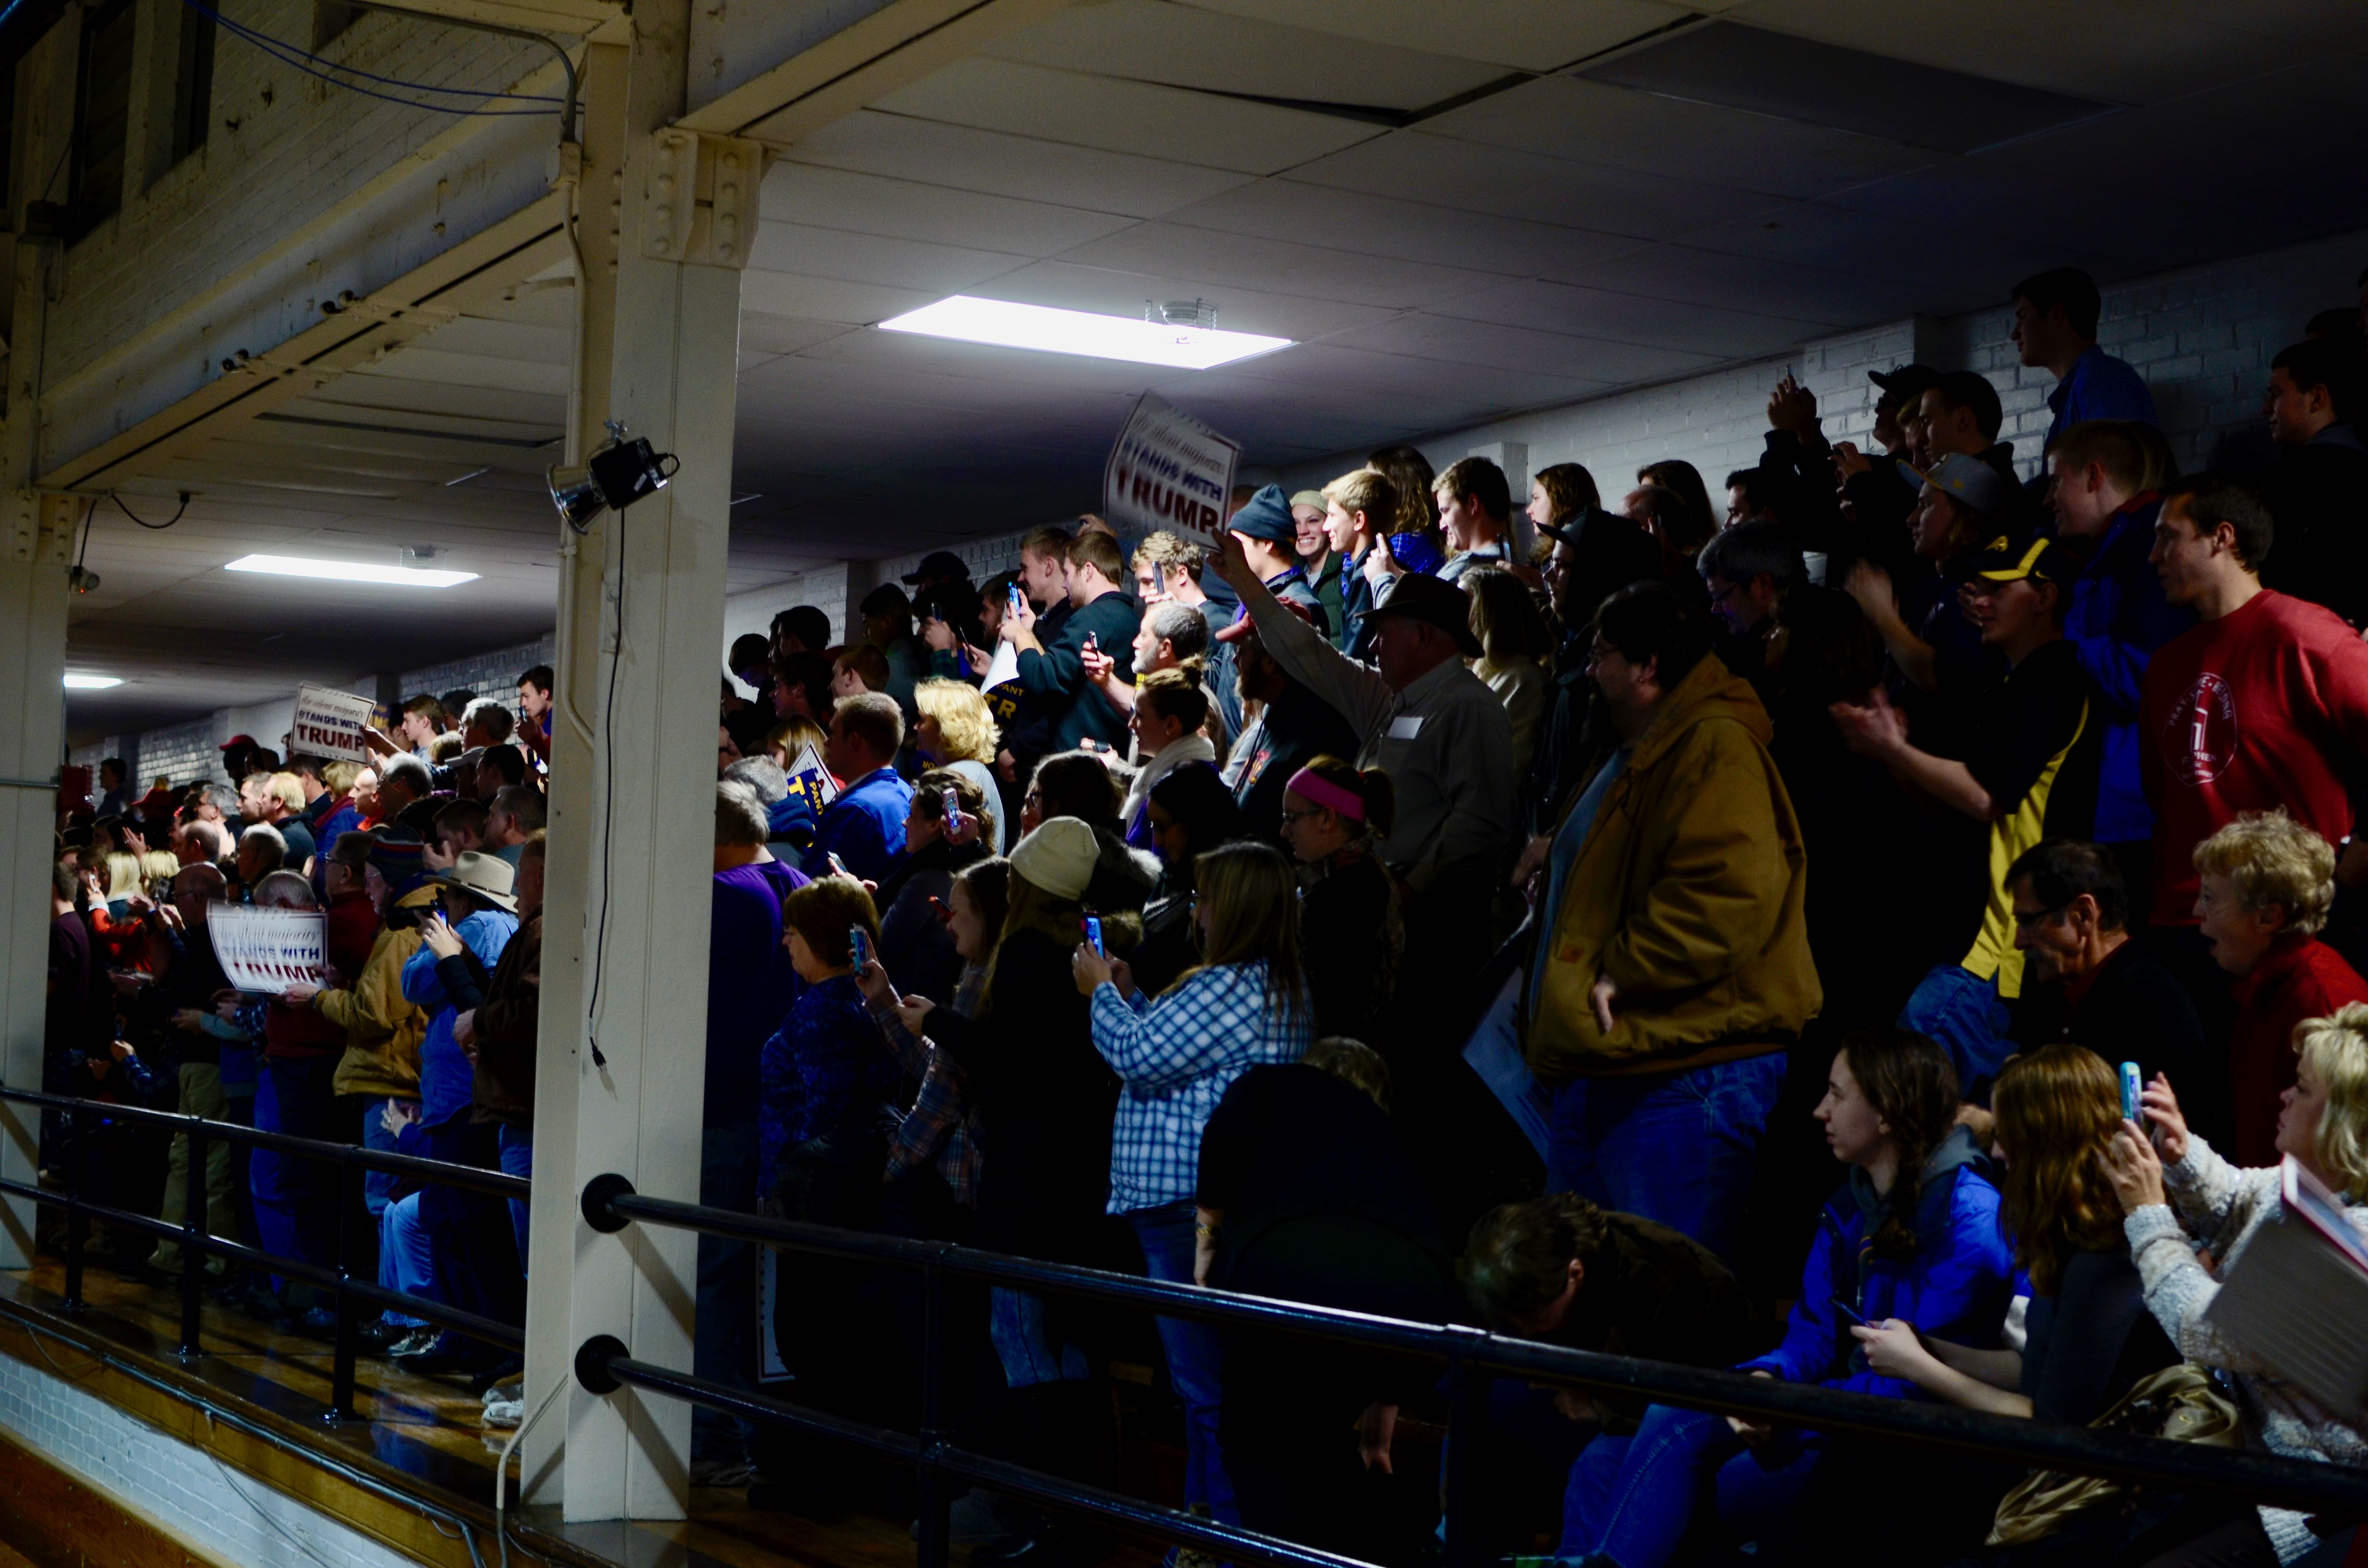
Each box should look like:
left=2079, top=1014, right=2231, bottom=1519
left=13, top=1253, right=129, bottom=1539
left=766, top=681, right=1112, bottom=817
left=1090, top=961, right=1309, bottom=1214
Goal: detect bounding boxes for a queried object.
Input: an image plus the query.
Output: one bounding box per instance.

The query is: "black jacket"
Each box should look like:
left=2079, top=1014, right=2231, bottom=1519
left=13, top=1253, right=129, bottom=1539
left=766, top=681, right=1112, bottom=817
left=1230, top=681, right=1360, bottom=841
left=2261, top=431, right=2368, bottom=628
left=1012, top=590, right=1141, bottom=758
left=2017, top=937, right=2212, bottom=1131
left=923, top=927, right=1117, bottom=1262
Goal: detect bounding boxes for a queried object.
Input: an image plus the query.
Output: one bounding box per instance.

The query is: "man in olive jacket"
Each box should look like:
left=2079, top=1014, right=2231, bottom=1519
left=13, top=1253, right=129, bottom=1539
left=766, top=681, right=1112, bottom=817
left=1522, top=582, right=1818, bottom=1266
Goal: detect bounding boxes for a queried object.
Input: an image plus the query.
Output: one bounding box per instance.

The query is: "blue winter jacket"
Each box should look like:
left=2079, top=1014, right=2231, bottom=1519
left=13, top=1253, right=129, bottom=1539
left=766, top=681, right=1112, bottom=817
left=1741, top=1127, right=2014, bottom=1400
left=2053, top=498, right=2193, bottom=845
left=400, top=907, right=518, bottom=1133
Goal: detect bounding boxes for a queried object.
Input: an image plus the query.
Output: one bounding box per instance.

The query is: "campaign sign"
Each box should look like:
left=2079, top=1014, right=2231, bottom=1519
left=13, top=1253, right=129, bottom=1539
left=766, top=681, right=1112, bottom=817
left=291, top=683, right=380, bottom=763
left=1102, top=392, right=1239, bottom=545
left=209, top=903, right=326, bottom=995
left=783, top=742, right=840, bottom=819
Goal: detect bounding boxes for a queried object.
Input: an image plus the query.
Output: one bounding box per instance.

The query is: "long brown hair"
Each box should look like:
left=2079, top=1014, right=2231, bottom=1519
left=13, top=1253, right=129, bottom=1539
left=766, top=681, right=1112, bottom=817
left=1840, top=1028, right=1961, bottom=1259
left=1991, top=1046, right=2124, bottom=1294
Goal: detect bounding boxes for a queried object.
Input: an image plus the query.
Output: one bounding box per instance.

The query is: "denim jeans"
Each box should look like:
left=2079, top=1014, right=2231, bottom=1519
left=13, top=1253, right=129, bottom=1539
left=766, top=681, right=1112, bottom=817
left=693, top=1122, right=760, bottom=1464
left=1562, top=1403, right=1824, bottom=1567
left=360, top=1098, right=421, bottom=1218
left=990, top=1286, right=1092, bottom=1389
left=1544, top=1053, right=1785, bottom=1267
left=497, top=1123, right=532, bottom=1269
left=252, top=1056, right=342, bottom=1283
left=1129, top=1200, right=1236, bottom=1522
left=1898, top=962, right=2013, bottom=1099
left=377, top=1191, right=433, bottom=1328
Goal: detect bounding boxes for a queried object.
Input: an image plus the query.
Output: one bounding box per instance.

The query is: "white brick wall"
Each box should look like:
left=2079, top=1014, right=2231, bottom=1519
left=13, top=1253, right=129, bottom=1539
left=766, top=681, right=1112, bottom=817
left=397, top=635, right=555, bottom=711
left=0, top=1345, right=423, bottom=1568
left=1264, top=227, right=2368, bottom=502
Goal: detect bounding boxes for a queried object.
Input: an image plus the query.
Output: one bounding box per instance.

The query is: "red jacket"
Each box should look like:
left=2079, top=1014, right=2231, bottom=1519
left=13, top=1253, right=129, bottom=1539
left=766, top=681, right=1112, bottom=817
left=2139, top=591, right=2368, bottom=926
left=323, top=890, right=379, bottom=986
left=2227, top=934, right=2368, bottom=1166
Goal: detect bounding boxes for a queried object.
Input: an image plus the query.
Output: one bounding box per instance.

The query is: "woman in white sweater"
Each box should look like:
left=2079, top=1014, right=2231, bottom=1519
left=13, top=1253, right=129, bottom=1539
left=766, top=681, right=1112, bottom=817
left=2103, top=1003, right=2368, bottom=1568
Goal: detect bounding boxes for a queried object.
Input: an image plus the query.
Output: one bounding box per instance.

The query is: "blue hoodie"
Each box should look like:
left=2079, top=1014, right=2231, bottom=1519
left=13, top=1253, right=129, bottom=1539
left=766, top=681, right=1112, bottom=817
left=1741, top=1127, right=2013, bottom=1399
left=2054, top=497, right=2193, bottom=845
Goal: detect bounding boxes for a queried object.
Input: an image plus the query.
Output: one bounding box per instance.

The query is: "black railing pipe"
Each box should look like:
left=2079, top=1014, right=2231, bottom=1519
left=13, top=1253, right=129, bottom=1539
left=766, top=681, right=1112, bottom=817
left=580, top=1173, right=2368, bottom=1523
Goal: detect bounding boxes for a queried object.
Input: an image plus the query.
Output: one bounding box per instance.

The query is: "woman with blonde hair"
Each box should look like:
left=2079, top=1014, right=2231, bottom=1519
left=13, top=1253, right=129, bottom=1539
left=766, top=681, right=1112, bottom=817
left=2103, top=1005, right=2368, bottom=1568
left=1073, top=840, right=1311, bottom=1531
left=911, top=676, right=1005, bottom=852
left=1463, top=564, right=1555, bottom=785
left=2193, top=810, right=2368, bottom=1164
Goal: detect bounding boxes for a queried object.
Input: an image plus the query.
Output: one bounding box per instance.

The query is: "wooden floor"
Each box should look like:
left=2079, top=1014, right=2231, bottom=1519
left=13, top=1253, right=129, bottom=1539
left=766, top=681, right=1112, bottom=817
left=0, top=1250, right=1170, bottom=1568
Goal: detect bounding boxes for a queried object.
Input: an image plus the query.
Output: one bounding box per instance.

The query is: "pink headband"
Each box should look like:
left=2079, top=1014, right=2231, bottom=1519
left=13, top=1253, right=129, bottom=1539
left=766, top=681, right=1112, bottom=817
left=1284, top=768, right=1364, bottom=822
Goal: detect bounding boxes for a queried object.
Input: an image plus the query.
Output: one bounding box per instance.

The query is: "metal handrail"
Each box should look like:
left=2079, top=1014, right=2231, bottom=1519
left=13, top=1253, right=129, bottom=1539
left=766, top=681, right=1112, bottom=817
left=579, top=1174, right=2368, bottom=1568
left=0, top=1084, right=528, bottom=1199
left=0, top=1085, right=528, bottom=1414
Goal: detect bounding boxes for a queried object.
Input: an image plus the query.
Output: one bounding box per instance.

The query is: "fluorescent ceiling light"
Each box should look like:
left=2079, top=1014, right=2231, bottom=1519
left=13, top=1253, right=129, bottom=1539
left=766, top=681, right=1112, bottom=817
left=878, top=295, right=1292, bottom=369
left=224, top=554, right=478, bottom=588
left=63, top=674, right=122, bottom=689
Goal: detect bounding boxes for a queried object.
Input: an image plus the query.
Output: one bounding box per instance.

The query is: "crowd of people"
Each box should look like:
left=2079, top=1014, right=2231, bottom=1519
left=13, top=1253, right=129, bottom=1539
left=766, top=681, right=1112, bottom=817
left=37, top=268, right=2368, bottom=1568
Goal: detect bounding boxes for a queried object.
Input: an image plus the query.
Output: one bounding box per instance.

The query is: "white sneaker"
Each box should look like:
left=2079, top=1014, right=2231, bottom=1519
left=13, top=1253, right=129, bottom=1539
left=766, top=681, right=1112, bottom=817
left=482, top=1382, right=524, bottom=1408
left=483, top=1399, right=524, bottom=1430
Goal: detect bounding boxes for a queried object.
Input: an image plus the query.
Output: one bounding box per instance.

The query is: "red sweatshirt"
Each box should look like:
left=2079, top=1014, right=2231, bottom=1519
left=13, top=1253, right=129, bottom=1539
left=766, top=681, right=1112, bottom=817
left=2227, top=935, right=2368, bottom=1166
left=2140, top=590, right=2368, bottom=927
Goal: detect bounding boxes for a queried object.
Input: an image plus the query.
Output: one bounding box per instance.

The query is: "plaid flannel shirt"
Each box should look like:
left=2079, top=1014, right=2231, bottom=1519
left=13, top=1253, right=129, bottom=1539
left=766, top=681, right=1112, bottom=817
left=1090, top=960, right=1309, bottom=1214
left=867, top=965, right=985, bottom=1208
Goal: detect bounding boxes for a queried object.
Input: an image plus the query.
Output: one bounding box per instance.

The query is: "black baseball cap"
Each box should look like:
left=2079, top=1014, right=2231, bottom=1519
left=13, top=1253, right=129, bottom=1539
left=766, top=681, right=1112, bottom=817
left=1869, top=364, right=1941, bottom=410
left=1972, top=533, right=2078, bottom=591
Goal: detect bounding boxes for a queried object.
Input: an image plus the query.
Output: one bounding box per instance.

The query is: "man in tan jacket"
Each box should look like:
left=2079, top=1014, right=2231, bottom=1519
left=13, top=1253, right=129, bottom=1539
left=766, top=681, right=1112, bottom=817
left=1522, top=582, right=1818, bottom=1265
left=284, top=829, right=432, bottom=1217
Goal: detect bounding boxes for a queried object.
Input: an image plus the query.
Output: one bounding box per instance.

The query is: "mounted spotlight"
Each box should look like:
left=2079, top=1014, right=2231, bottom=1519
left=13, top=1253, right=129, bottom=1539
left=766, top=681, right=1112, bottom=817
left=547, top=420, right=680, bottom=534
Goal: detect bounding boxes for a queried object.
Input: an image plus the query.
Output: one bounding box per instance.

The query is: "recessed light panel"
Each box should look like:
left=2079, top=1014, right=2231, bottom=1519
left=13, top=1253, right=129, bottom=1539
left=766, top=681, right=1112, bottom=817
left=224, top=554, right=478, bottom=588
left=878, top=295, right=1292, bottom=369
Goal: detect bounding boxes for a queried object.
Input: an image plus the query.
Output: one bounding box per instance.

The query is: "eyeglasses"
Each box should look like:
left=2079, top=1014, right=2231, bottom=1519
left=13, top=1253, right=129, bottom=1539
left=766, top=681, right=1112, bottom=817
left=1583, top=641, right=1619, bottom=670
left=1278, top=807, right=1323, bottom=827
left=2010, top=902, right=2070, bottom=930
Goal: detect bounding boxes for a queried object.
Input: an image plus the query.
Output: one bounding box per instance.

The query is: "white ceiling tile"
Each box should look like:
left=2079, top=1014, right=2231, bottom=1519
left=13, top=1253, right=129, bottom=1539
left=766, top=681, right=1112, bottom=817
left=1050, top=223, right=1519, bottom=311
left=1219, top=340, right=1609, bottom=411
left=1173, top=0, right=1694, bottom=72
left=1426, top=278, right=1824, bottom=359
left=1165, top=178, right=1640, bottom=276
left=739, top=315, right=863, bottom=355
left=870, top=57, right=1384, bottom=176
left=1422, top=75, right=1933, bottom=200
left=1290, top=130, right=1788, bottom=239
left=985, top=0, right=1506, bottom=111
left=762, top=164, right=1142, bottom=257
left=749, top=222, right=1031, bottom=294
left=785, top=112, right=1255, bottom=220
left=1327, top=312, right=1722, bottom=382
left=1546, top=245, right=1928, bottom=325
left=736, top=271, right=940, bottom=326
